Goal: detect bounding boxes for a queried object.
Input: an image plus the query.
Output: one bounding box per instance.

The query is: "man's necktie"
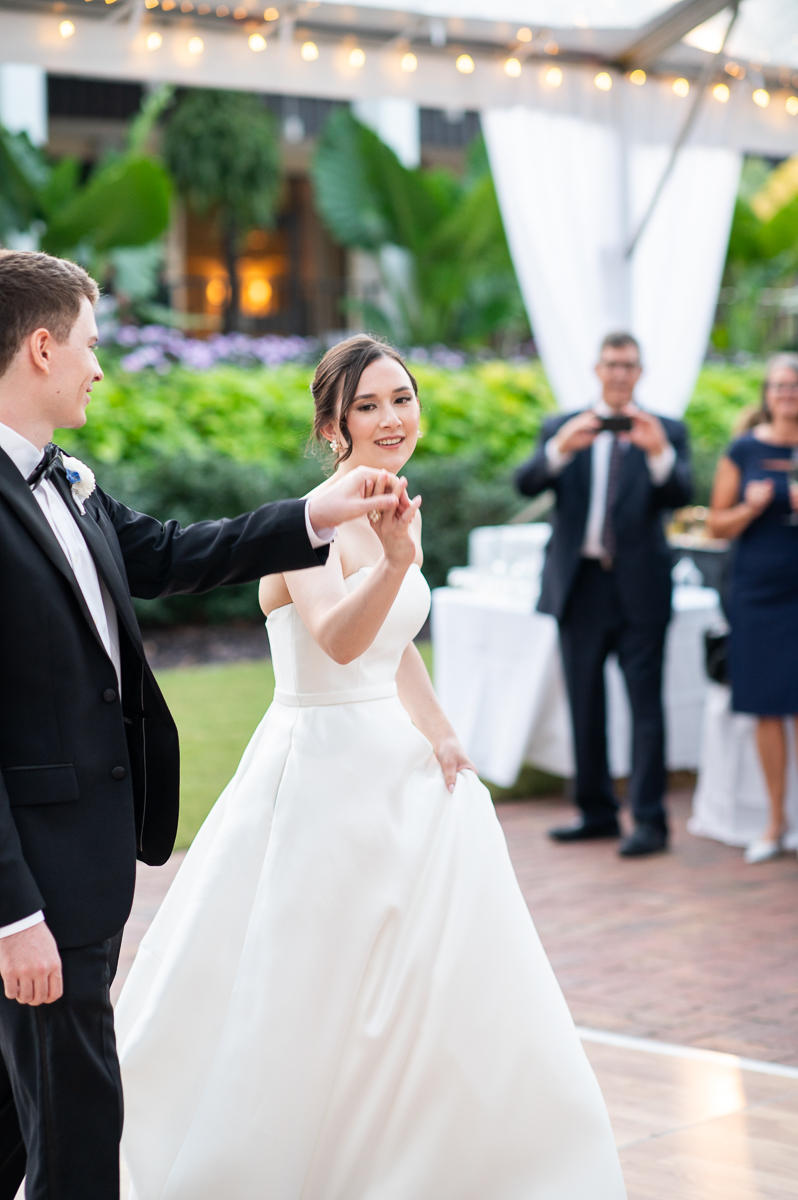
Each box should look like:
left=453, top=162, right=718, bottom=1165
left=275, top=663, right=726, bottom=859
left=599, top=435, right=623, bottom=569
left=26, top=443, right=60, bottom=491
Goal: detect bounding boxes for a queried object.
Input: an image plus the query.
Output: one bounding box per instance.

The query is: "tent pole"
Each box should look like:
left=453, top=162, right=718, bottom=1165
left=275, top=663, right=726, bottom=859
left=624, top=0, right=740, bottom=260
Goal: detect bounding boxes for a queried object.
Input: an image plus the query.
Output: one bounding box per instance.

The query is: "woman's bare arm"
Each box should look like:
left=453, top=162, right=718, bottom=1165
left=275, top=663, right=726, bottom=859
left=283, top=484, right=421, bottom=665
left=707, top=456, right=773, bottom=539
left=396, top=643, right=475, bottom=791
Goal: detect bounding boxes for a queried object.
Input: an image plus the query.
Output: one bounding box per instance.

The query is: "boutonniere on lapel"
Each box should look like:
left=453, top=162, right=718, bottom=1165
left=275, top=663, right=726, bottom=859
left=60, top=454, right=96, bottom=515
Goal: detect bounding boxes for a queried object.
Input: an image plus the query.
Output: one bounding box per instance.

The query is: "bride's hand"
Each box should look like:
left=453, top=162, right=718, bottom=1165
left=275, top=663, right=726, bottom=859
left=434, top=736, right=477, bottom=793
left=366, top=474, right=421, bottom=572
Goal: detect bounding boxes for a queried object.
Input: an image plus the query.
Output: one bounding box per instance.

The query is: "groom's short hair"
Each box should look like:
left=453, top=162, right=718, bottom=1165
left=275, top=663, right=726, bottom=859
left=0, top=250, right=99, bottom=377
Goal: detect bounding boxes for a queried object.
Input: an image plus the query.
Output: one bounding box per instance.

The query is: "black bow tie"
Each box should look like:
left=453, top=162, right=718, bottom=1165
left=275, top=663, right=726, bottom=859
left=26, top=443, right=60, bottom=490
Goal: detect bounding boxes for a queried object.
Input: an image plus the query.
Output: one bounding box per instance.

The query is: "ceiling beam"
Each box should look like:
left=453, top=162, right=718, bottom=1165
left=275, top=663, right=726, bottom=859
left=616, top=0, right=731, bottom=70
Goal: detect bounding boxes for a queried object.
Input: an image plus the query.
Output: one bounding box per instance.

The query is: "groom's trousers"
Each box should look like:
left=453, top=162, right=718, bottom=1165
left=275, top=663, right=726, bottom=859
left=0, top=931, right=123, bottom=1200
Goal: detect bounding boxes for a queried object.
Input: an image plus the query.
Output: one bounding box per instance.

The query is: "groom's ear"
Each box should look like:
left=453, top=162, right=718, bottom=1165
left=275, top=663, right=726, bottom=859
left=27, top=327, right=55, bottom=376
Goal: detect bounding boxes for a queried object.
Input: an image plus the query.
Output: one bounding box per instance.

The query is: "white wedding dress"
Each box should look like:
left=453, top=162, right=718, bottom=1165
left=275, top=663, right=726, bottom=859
left=117, top=565, right=626, bottom=1200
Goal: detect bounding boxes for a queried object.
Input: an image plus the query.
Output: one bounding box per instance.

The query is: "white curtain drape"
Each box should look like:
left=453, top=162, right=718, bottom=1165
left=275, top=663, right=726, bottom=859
left=483, top=84, right=742, bottom=417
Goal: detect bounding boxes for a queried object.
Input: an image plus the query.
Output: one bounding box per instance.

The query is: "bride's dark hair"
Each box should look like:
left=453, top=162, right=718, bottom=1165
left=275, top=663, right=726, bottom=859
left=311, top=334, right=418, bottom=466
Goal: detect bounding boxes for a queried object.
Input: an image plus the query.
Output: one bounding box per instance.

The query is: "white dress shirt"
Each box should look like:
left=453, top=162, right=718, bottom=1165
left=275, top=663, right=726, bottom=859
left=0, top=422, right=333, bottom=938
left=544, top=400, right=676, bottom=559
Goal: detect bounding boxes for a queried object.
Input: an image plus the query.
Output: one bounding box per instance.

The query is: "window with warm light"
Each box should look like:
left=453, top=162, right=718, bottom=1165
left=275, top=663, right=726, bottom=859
left=712, top=83, right=729, bottom=102
left=456, top=55, right=475, bottom=74
left=594, top=72, right=611, bottom=91
left=349, top=47, right=365, bottom=68
left=753, top=88, right=770, bottom=107
left=188, top=35, right=204, bottom=53
left=301, top=41, right=318, bottom=60
left=629, top=69, right=645, bottom=85
left=146, top=31, right=163, bottom=48
left=206, top=278, right=227, bottom=307
left=401, top=52, right=417, bottom=72
left=504, top=58, right=521, bottom=78
left=672, top=77, right=689, bottom=97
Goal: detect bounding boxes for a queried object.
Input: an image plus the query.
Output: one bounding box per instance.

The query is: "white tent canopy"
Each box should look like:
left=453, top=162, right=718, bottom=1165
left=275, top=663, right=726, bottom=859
left=2, top=0, right=797, bottom=413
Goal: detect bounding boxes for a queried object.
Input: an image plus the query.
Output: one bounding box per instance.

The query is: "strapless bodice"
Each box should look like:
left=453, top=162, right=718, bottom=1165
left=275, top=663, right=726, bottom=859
left=266, top=564, right=430, bottom=706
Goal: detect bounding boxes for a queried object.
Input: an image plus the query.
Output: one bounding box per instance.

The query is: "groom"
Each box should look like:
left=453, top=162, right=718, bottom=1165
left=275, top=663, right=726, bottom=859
left=0, top=250, right=404, bottom=1200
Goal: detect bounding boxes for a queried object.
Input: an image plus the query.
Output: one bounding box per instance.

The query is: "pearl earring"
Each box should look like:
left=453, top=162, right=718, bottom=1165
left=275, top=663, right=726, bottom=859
left=330, top=438, right=339, bottom=453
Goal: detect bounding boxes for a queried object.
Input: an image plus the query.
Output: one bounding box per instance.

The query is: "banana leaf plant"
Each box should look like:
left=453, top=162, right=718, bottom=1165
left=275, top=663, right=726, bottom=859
left=0, top=85, right=173, bottom=274
left=310, top=108, right=529, bottom=348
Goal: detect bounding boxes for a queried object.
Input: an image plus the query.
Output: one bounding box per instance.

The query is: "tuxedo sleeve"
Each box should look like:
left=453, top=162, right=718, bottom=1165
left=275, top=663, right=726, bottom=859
left=0, top=768, right=46, bottom=928
left=652, top=420, right=692, bottom=510
left=96, top=491, right=329, bottom=600
left=515, top=415, right=569, bottom=497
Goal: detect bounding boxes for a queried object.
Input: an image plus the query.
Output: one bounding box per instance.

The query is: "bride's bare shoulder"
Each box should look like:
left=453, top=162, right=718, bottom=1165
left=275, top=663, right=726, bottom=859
left=258, top=480, right=336, bottom=615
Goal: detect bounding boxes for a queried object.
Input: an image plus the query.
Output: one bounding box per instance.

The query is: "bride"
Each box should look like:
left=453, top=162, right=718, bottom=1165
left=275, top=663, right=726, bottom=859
left=116, top=335, right=626, bottom=1200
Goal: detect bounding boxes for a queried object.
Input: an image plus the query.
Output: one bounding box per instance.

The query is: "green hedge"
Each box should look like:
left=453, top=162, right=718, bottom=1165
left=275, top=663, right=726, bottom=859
left=56, top=358, right=764, bottom=624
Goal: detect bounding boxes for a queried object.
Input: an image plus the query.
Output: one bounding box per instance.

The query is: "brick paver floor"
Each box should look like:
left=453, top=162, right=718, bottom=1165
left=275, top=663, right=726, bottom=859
left=499, top=790, right=798, bottom=1065
left=115, top=788, right=798, bottom=1066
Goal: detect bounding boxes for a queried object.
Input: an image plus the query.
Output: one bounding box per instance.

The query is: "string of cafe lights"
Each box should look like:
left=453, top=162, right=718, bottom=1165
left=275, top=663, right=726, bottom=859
left=54, top=9, right=798, bottom=116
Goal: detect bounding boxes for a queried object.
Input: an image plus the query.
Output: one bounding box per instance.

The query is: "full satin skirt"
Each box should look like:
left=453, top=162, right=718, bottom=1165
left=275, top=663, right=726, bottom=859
left=117, top=696, right=625, bottom=1200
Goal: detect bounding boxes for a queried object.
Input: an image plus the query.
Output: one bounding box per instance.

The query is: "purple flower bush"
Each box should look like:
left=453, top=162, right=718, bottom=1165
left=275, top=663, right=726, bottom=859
left=108, top=325, right=319, bottom=373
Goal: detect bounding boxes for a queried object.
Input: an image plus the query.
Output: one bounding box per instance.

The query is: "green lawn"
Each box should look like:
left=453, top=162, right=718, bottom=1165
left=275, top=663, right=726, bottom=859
left=158, top=642, right=434, bottom=847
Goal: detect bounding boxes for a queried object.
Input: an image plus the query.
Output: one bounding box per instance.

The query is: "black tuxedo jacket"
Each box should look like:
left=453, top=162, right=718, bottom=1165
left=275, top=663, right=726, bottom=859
left=0, top=449, right=328, bottom=948
left=515, top=411, right=692, bottom=625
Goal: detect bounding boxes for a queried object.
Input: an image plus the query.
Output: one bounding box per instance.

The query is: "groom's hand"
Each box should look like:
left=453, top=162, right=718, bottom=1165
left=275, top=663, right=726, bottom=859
left=0, top=922, right=63, bottom=1005
left=307, top=468, right=410, bottom=533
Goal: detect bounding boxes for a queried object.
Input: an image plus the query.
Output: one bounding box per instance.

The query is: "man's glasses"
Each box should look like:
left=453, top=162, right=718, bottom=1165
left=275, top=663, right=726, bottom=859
left=600, top=361, right=640, bottom=372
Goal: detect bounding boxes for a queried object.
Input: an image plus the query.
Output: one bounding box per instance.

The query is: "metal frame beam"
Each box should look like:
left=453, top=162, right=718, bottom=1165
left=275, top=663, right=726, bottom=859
left=616, top=0, right=732, bottom=70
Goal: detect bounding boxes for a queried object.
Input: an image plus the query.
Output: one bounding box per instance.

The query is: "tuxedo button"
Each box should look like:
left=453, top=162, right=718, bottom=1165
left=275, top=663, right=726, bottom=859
left=111, top=766, right=126, bottom=781
left=103, top=688, right=117, bottom=703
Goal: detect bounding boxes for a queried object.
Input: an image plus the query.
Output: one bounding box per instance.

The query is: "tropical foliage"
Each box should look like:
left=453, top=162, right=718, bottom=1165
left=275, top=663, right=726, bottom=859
left=0, top=86, right=172, bottom=275
left=714, top=156, right=798, bottom=355
left=311, top=109, right=528, bottom=349
left=163, top=89, right=282, bottom=332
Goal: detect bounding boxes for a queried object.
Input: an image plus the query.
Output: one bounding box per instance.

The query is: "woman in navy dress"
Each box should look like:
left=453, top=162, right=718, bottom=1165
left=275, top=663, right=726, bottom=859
left=708, top=354, right=798, bottom=863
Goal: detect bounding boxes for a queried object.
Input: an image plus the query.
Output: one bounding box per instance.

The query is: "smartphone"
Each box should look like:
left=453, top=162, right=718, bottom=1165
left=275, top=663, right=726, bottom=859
left=598, top=415, right=633, bottom=433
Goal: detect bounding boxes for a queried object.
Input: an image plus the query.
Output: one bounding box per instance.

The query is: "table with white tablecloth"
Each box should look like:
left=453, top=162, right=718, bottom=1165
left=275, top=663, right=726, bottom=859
left=431, top=525, right=723, bottom=788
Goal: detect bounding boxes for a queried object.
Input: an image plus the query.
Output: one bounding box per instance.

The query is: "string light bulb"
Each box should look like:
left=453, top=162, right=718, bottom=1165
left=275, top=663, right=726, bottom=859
left=187, top=35, right=204, bottom=53
left=753, top=88, right=770, bottom=107
left=59, top=18, right=75, bottom=34
left=301, top=40, right=318, bottom=60
left=629, top=69, right=646, bottom=85
left=401, top=52, right=417, bottom=72
left=672, top=77, right=689, bottom=97
left=712, top=83, right=729, bottom=102
left=787, top=95, right=798, bottom=116
left=349, top=47, right=365, bottom=67
left=594, top=72, right=612, bottom=91
left=545, top=66, right=562, bottom=87
left=248, top=32, right=266, bottom=49
left=145, top=0, right=158, bottom=7
left=456, top=54, right=475, bottom=74
left=263, top=5, right=278, bottom=16
left=544, top=41, right=558, bottom=55
left=504, top=57, right=521, bottom=77
left=516, top=27, right=532, bottom=42
left=146, top=30, right=163, bottom=48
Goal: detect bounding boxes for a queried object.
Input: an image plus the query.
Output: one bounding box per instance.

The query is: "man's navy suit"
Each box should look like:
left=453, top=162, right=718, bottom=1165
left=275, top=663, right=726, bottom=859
left=515, top=411, right=692, bottom=830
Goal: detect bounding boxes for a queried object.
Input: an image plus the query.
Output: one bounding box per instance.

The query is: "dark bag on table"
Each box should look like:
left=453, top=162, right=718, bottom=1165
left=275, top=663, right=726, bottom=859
left=704, top=626, right=728, bottom=685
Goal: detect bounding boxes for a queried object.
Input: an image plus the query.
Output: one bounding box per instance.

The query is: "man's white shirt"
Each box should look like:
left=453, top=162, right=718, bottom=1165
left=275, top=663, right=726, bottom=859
left=0, top=421, right=334, bottom=938
left=544, top=400, right=676, bottom=560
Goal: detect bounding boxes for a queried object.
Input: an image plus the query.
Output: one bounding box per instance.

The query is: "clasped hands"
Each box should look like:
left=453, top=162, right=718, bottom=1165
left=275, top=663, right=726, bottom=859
left=553, top=406, right=668, bottom=458
left=307, top=466, right=420, bottom=536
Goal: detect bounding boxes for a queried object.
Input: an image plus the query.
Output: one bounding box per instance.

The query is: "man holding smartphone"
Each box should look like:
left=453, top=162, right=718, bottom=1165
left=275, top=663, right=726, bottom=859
left=515, top=333, right=692, bottom=856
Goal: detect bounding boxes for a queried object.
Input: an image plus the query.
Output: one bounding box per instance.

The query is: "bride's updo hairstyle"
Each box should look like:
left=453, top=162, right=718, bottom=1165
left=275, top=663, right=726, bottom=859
left=311, top=334, right=419, bottom=466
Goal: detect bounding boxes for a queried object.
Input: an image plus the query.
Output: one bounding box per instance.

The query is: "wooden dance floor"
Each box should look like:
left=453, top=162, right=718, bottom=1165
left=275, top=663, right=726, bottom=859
left=22, top=788, right=798, bottom=1199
